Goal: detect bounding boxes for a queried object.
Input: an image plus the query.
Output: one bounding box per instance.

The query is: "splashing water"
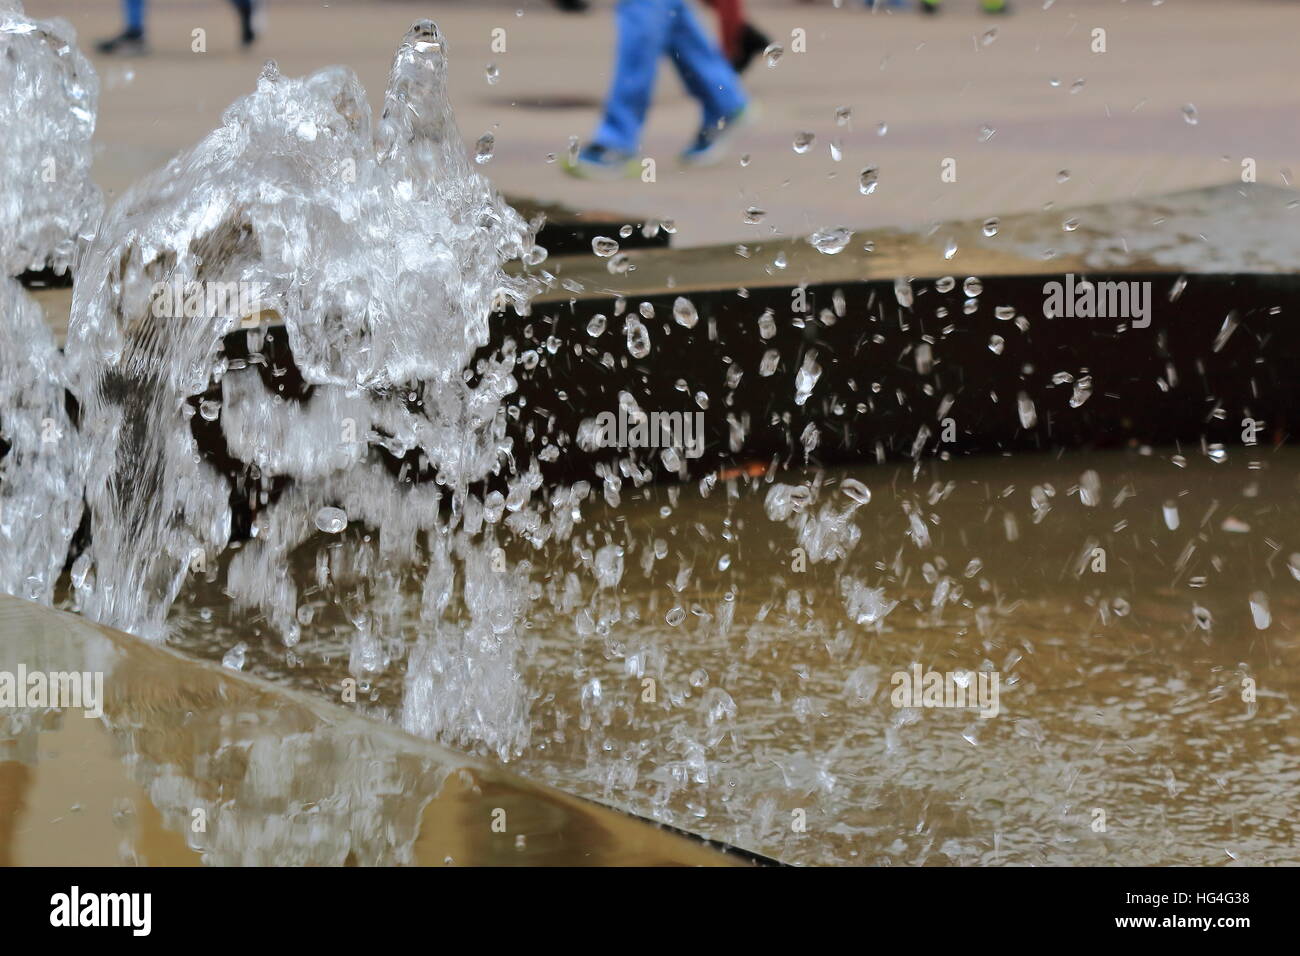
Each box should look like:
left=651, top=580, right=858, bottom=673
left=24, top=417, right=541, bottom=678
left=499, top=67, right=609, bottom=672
left=0, top=0, right=102, bottom=276
left=0, top=278, right=84, bottom=602
left=2, top=14, right=1297, bottom=868
left=62, top=23, right=539, bottom=756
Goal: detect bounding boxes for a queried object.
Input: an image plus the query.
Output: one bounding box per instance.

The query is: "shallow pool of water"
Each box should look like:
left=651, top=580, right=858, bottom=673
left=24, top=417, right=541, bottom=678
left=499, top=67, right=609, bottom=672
left=146, top=447, right=1300, bottom=865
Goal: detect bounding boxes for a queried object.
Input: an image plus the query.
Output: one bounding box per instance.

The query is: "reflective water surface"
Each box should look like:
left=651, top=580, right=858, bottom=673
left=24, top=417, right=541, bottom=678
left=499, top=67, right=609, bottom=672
left=153, top=449, right=1300, bottom=866
left=0, top=597, right=746, bottom=866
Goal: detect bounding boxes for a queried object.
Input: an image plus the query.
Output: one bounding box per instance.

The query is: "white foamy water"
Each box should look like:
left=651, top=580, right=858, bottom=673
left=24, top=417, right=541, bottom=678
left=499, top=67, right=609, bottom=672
left=64, top=23, right=535, bottom=626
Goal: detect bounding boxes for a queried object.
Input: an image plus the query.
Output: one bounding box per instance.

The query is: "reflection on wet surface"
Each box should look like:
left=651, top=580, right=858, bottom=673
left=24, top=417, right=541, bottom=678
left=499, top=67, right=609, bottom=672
left=160, top=449, right=1300, bottom=866
left=0, top=598, right=745, bottom=866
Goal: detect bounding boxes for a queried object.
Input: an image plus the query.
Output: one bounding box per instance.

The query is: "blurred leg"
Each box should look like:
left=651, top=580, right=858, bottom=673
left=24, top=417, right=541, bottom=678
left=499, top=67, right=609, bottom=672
left=708, top=0, right=744, bottom=61
left=228, top=0, right=256, bottom=45
left=591, top=0, right=674, bottom=154
left=665, top=0, right=746, bottom=128
left=124, top=0, right=146, bottom=34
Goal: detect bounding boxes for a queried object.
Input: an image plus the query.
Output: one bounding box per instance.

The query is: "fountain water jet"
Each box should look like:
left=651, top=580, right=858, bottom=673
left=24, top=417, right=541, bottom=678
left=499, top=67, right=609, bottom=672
left=0, top=0, right=101, bottom=278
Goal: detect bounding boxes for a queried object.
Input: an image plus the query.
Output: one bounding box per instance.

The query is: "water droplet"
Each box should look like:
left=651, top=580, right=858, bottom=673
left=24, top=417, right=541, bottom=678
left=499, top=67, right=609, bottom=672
left=1069, top=375, right=1093, bottom=408
left=474, top=131, right=495, bottom=164
left=586, top=313, right=607, bottom=337
left=1249, top=591, right=1271, bottom=630
left=841, top=478, right=872, bottom=506
left=485, top=63, right=500, bottom=85
left=672, top=296, right=698, bottom=328
left=745, top=206, right=767, bottom=224
left=1212, top=311, right=1239, bottom=352
left=981, top=217, right=999, bottom=237
left=794, top=350, right=822, bottom=406
left=315, top=506, right=348, bottom=534
left=935, top=276, right=956, bottom=293
left=1182, top=103, right=1199, bottom=125
left=859, top=166, right=879, bottom=195
left=810, top=226, right=853, bottom=255
left=222, top=642, right=248, bottom=670
left=963, top=276, right=983, bottom=297
left=894, top=277, right=914, bottom=308
left=835, top=105, right=852, bottom=126
left=764, top=43, right=784, bottom=68
left=793, top=131, right=816, bottom=154
left=625, top=316, right=651, bottom=358
left=1017, top=392, right=1037, bottom=428
left=591, top=235, right=619, bottom=258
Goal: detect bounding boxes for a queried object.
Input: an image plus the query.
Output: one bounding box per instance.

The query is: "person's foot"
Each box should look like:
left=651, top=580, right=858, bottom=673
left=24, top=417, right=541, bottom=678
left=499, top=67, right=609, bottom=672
left=563, top=144, right=639, bottom=180
left=732, top=23, right=770, bottom=74
left=680, top=104, right=755, bottom=167
left=96, top=30, right=148, bottom=56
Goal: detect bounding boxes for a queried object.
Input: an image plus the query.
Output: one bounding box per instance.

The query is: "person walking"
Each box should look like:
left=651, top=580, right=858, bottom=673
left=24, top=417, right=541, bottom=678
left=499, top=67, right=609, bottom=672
left=565, top=0, right=753, bottom=179
left=97, top=0, right=261, bottom=55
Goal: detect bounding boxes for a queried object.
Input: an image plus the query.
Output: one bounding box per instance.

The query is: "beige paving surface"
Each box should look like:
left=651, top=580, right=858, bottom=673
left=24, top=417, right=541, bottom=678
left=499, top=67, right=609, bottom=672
left=21, top=0, right=1300, bottom=251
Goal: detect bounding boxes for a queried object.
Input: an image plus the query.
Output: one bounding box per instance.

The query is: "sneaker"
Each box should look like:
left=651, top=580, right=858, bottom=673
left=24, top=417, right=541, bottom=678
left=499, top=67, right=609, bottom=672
left=96, top=30, right=148, bottom=56
left=680, top=104, right=756, bottom=168
left=562, top=143, right=640, bottom=180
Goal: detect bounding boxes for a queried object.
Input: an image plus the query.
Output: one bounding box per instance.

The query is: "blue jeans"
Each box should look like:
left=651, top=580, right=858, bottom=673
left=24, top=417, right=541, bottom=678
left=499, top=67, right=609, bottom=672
left=593, top=0, right=748, bottom=155
left=122, top=0, right=252, bottom=34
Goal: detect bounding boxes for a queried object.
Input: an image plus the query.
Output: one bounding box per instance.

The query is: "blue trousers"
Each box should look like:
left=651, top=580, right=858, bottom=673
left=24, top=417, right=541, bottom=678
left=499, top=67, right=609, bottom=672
left=593, top=0, right=748, bottom=155
left=122, top=0, right=253, bottom=34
